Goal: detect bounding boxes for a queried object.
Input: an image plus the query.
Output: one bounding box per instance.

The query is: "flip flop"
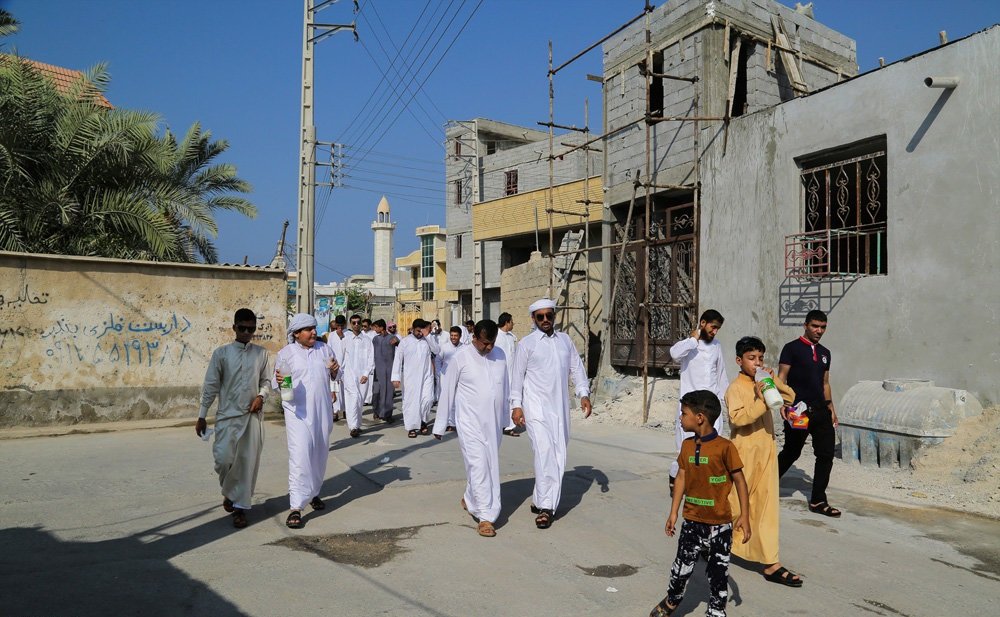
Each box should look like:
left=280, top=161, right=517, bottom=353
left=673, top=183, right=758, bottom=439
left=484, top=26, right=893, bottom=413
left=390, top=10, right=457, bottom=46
left=231, top=509, right=248, bottom=529
left=808, top=502, right=842, bottom=517
left=285, top=510, right=303, bottom=529
left=764, top=566, right=803, bottom=587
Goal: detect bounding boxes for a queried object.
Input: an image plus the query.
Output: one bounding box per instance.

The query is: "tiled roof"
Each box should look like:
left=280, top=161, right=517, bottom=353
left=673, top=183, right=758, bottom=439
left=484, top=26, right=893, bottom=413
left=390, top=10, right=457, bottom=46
left=2, top=55, right=113, bottom=109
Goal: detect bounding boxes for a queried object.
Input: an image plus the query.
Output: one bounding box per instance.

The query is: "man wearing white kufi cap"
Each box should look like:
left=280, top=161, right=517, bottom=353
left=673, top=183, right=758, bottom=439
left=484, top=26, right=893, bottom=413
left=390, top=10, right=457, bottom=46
left=511, top=298, right=592, bottom=529
left=273, top=313, right=341, bottom=529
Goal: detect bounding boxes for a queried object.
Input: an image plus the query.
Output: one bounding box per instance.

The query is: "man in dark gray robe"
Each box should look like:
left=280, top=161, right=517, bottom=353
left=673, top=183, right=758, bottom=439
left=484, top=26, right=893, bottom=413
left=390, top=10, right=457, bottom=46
left=371, top=319, right=399, bottom=422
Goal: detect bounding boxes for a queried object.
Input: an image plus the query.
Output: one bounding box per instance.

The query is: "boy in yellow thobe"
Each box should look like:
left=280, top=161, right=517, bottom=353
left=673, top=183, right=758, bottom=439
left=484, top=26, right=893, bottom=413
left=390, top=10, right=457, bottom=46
left=725, top=336, right=802, bottom=587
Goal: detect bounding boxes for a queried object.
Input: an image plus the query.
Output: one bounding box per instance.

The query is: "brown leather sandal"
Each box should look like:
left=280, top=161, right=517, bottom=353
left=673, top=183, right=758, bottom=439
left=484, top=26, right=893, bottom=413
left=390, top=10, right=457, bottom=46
left=477, top=521, right=496, bottom=537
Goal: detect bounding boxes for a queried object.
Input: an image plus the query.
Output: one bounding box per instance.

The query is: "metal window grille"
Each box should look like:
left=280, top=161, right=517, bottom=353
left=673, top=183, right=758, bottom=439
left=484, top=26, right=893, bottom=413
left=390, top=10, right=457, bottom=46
left=785, top=150, right=888, bottom=279
left=504, top=170, right=519, bottom=196
left=453, top=179, right=462, bottom=205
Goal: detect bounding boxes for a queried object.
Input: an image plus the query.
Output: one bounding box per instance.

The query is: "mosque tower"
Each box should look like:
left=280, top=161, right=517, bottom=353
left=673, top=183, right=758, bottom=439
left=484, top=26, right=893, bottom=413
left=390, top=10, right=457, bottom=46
left=371, top=196, right=395, bottom=289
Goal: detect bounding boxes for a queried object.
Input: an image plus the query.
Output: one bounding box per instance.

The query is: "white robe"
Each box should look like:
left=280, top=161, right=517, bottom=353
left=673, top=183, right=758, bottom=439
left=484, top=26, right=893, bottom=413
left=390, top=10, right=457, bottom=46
left=273, top=340, right=339, bottom=510
left=391, top=335, right=436, bottom=431
left=668, top=336, right=729, bottom=477
left=510, top=329, right=590, bottom=512
left=363, top=330, right=377, bottom=403
left=341, top=330, right=374, bottom=430
left=434, top=340, right=463, bottom=425
left=494, top=329, right=518, bottom=430
left=433, top=344, right=509, bottom=523
left=199, top=341, right=270, bottom=510
left=327, top=333, right=346, bottom=413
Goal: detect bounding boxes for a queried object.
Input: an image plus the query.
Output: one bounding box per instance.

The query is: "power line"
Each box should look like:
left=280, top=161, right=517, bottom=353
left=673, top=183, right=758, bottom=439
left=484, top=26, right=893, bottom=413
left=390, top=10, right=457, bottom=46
left=339, top=0, right=454, bottom=146
left=348, top=0, right=484, bottom=172
left=346, top=0, right=466, bottom=157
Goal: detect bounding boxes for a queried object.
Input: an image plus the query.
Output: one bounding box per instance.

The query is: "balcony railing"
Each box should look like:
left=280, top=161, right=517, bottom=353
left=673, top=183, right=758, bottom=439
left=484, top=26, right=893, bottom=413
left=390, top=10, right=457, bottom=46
left=785, top=222, right=887, bottom=279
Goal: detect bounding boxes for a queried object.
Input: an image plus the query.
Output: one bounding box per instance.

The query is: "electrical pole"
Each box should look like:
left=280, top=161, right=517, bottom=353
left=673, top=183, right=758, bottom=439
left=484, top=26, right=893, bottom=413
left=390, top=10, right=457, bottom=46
left=295, top=0, right=357, bottom=315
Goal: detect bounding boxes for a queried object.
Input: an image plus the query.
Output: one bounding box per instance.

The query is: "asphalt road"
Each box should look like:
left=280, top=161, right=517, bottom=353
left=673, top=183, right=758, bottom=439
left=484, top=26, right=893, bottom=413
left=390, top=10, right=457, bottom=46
left=1, top=409, right=996, bottom=616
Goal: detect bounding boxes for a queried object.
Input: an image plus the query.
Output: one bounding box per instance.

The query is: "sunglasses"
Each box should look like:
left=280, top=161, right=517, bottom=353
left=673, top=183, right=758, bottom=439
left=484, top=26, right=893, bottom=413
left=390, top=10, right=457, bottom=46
left=534, top=311, right=555, bottom=322
left=235, top=325, right=257, bottom=333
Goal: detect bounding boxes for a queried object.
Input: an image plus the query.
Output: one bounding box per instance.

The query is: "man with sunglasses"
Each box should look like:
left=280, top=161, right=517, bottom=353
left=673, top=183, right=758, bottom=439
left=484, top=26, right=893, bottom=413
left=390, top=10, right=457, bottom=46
left=342, top=314, right=375, bottom=438
left=511, top=298, right=591, bottom=529
left=196, top=308, right=271, bottom=529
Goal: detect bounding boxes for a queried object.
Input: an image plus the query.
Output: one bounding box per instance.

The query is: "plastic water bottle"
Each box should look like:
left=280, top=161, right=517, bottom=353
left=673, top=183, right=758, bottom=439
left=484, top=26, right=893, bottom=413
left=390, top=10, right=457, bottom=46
left=278, top=359, right=294, bottom=402
left=755, top=368, right=784, bottom=412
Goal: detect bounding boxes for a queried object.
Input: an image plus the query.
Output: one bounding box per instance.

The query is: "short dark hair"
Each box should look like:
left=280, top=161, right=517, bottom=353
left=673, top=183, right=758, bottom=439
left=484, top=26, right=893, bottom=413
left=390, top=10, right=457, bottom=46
left=465, top=320, right=475, bottom=327
left=350, top=314, right=362, bottom=322
left=234, top=308, right=256, bottom=323
left=334, top=315, right=346, bottom=325
left=432, top=319, right=441, bottom=326
left=497, top=312, right=513, bottom=327
left=373, top=319, right=386, bottom=328
left=700, top=309, right=724, bottom=325
left=362, top=318, right=371, bottom=325
left=680, top=390, right=722, bottom=425
left=412, top=318, right=427, bottom=329
left=449, top=326, right=463, bottom=335
left=474, top=319, right=499, bottom=341
left=805, top=309, right=828, bottom=324
left=735, top=336, right=766, bottom=357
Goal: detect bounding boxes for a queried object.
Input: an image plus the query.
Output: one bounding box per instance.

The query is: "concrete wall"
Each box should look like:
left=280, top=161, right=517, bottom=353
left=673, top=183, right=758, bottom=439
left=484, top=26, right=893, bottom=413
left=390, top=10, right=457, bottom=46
left=0, top=252, right=286, bottom=426
left=698, top=27, right=1000, bottom=404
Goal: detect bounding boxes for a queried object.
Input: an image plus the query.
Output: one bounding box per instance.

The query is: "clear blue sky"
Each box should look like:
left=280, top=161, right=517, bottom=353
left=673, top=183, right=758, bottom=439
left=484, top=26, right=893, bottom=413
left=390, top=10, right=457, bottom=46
left=5, top=0, right=998, bottom=280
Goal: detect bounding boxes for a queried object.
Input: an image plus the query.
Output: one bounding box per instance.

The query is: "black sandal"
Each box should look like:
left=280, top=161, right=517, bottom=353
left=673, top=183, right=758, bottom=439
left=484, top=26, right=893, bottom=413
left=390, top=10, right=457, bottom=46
left=534, top=509, right=554, bottom=529
left=222, top=497, right=234, bottom=513
left=350, top=428, right=361, bottom=438
left=285, top=510, right=303, bottom=529
left=231, top=509, right=248, bottom=529
left=649, top=597, right=676, bottom=616
left=764, top=566, right=803, bottom=587
left=407, top=429, right=418, bottom=438
left=808, top=501, right=842, bottom=517
left=310, top=496, right=325, bottom=511
left=446, top=425, right=456, bottom=432
left=502, top=428, right=520, bottom=437
left=419, top=422, right=431, bottom=435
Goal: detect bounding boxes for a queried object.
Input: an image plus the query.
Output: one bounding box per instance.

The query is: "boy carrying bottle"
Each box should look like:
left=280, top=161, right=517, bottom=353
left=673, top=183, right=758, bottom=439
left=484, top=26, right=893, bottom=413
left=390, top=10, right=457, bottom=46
left=651, top=390, right=751, bottom=617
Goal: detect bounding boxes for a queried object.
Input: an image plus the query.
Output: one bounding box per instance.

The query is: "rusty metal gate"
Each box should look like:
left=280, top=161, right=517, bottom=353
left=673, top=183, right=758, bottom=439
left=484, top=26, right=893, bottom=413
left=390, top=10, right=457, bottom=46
left=610, top=200, right=697, bottom=369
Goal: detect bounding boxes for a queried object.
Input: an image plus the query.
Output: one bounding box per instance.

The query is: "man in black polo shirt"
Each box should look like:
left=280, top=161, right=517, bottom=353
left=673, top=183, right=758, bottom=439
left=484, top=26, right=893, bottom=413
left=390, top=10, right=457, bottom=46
left=777, top=309, right=842, bottom=517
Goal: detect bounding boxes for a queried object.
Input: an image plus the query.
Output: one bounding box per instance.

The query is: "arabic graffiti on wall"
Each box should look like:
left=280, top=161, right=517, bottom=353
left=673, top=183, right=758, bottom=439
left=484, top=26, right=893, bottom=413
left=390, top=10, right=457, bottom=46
left=38, top=312, right=195, bottom=368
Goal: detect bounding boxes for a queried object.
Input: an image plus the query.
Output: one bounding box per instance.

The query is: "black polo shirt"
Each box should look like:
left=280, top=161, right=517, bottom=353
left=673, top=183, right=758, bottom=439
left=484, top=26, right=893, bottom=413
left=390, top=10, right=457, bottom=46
left=779, top=337, right=831, bottom=408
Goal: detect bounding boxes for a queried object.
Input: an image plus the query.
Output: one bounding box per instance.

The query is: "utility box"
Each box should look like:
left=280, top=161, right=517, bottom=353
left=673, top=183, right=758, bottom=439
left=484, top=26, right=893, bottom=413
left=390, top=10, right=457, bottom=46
left=838, top=379, right=983, bottom=468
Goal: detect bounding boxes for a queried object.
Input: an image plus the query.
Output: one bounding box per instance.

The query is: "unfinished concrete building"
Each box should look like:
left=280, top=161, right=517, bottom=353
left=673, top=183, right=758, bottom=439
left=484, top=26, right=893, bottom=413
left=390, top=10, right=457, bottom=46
left=600, top=0, right=856, bottom=373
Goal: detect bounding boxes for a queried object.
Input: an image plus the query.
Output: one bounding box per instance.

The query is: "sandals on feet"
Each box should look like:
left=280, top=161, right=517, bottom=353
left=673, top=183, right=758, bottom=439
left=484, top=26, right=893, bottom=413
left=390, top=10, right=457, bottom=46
left=419, top=422, right=431, bottom=436
left=502, top=428, right=520, bottom=437
left=407, top=429, right=419, bottom=438
left=534, top=509, right=554, bottom=529
left=285, top=510, right=303, bottom=529
left=808, top=501, right=842, bottom=517
left=446, top=425, right=456, bottom=433
left=222, top=497, right=234, bottom=513
left=350, top=428, right=361, bottom=438
left=764, top=566, right=803, bottom=587
left=478, top=521, right=496, bottom=537
left=310, top=496, right=325, bottom=511
left=231, top=509, right=248, bottom=529
left=649, top=597, right=676, bottom=616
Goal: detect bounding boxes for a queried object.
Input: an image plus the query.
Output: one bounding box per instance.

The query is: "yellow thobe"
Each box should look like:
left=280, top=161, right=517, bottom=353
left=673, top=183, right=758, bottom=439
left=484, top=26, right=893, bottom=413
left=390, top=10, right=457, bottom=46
left=726, top=372, right=795, bottom=565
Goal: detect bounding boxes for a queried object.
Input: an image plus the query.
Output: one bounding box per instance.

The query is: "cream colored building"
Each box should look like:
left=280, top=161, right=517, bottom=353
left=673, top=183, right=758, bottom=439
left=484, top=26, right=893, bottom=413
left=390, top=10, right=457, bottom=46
left=394, top=225, right=458, bottom=330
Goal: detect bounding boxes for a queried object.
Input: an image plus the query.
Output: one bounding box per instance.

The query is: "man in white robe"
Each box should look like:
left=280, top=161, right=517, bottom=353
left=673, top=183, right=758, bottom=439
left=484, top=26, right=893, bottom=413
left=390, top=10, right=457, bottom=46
left=511, top=298, right=591, bottom=529
left=196, top=308, right=270, bottom=529
left=273, top=313, right=340, bottom=529
left=343, top=314, right=375, bottom=439
left=434, top=319, right=508, bottom=537
left=434, top=326, right=464, bottom=431
left=391, top=318, right=437, bottom=437
left=495, top=312, right=520, bottom=437
left=361, top=318, right=376, bottom=405
left=327, top=315, right=346, bottom=421
left=667, top=309, right=729, bottom=486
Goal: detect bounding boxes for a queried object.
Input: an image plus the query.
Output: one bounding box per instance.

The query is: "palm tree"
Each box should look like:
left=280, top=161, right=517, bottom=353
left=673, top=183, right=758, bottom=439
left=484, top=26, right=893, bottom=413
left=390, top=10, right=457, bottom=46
left=0, top=10, right=18, bottom=38
left=0, top=52, right=256, bottom=263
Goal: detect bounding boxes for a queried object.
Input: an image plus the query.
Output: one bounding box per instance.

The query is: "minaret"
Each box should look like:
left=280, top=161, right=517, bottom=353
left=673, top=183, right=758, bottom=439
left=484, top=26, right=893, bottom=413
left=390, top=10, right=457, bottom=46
left=371, top=196, right=395, bottom=289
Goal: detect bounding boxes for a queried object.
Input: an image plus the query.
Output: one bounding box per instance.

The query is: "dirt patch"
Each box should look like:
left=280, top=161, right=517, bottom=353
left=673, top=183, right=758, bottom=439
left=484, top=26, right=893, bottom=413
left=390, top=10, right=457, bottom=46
left=270, top=523, right=444, bottom=568
left=575, top=563, right=639, bottom=578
